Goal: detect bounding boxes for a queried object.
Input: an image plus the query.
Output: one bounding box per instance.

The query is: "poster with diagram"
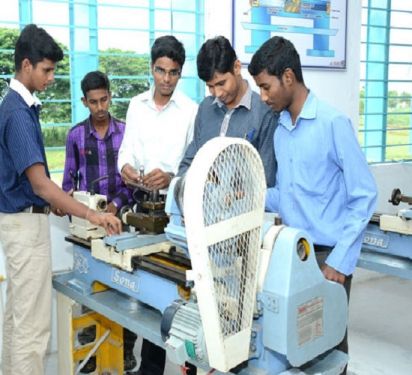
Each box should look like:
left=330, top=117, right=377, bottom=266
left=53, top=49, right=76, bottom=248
left=233, top=0, right=347, bottom=69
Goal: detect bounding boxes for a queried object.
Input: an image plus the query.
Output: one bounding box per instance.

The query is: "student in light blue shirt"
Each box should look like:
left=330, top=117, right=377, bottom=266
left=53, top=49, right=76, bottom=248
left=248, top=36, right=377, bottom=372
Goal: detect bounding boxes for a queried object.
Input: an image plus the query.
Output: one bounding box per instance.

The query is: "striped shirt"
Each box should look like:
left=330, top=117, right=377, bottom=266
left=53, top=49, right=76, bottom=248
left=62, top=116, right=131, bottom=208
left=0, top=81, right=50, bottom=213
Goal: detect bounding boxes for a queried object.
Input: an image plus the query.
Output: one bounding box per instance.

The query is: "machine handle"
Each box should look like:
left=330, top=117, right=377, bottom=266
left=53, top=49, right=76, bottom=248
left=389, top=188, right=412, bottom=206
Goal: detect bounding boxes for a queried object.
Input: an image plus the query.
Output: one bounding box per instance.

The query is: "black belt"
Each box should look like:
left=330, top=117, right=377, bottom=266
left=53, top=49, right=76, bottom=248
left=314, top=244, right=333, bottom=252
left=23, top=205, right=50, bottom=214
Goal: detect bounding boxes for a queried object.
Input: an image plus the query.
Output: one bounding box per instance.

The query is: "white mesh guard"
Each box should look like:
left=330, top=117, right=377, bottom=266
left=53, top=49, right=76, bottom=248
left=184, top=137, right=266, bottom=372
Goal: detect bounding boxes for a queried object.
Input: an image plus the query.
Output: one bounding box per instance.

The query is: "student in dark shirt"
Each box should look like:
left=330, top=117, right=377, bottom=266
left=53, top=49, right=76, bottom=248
left=178, top=36, right=278, bottom=188
left=0, top=24, right=120, bottom=375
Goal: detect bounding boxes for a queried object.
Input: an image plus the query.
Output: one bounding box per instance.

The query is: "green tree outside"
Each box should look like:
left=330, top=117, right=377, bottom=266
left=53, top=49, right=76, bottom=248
left=0, top=27, right=150, bottom=178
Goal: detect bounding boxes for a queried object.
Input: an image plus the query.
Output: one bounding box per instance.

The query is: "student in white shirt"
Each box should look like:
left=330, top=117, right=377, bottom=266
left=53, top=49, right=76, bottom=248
left=117, top=35, right=197, bottom=375
left=118, top=35, right=197, bottom=191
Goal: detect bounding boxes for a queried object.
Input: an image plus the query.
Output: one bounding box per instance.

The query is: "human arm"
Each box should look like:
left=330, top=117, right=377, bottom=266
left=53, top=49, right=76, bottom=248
left=185, top=102, right=197, bottom=147
left=265, top=186, right=280, bottom=212
left=177, top=106, right=202, bottom=176
left=324, top=116, right=377, bottom=275
left=254, top=110, right=278, bottom=188
left=62, top=130, right=79, bottom=192
left=26, top=163, right=121, bottom=235
left=117, top=98, right=139, bottom=175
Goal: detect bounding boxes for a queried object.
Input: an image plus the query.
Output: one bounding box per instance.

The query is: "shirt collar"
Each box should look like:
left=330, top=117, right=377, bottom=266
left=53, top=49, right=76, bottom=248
left=10, top=78, right=41, bottom=107
left=213, top=80, right=252, bottom=111
left=141, top=85, right=183, bottom=110
left=279, top=90, right=317, bottom=131
left=299, top=90, right=317, bottom=120
left=86, top=114, right=116, bottom=138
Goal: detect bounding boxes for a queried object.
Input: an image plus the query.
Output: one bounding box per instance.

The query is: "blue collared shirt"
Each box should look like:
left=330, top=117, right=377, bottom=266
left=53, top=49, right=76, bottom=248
left=0, top=79, right=49, bottom=213
left=266, top=91, right=377, bottom=275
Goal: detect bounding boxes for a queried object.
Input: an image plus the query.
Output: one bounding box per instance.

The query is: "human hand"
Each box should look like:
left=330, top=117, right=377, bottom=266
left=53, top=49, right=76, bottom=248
left=87, top=210, right=122, bottom=235
left=106, top=202, right=118, bottom=215
left=142, top=168, right=172, bottom=190
left=121, top=164, right=141, bottom=184
left=321, top=264, right=346, bottom=284
left=51, top=206, right=66, bottom=217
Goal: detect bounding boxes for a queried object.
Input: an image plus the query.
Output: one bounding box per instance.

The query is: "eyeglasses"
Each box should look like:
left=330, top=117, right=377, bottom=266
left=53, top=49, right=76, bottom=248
left=153, top=66, right=181, bottom=77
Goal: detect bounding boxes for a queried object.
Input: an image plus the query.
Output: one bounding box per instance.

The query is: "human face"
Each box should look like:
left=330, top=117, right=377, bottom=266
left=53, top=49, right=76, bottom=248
left=23, top=58, right=56, bottom=93
left=253, top=69, right=292, bottom=113
left=205, top=61, right=243, bottom=109
left=151, top=56, right=181, bottom=98
left=82, top=88, right=111, bottom=124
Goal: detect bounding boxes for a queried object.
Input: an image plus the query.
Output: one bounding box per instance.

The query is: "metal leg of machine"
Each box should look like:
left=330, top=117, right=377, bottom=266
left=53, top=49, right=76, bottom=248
left=56, top=292, right=124, bottom=375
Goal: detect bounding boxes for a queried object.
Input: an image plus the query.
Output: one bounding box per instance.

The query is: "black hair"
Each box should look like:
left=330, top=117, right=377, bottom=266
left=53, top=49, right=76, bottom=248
left=151, top=35, right=186, bottom=68
left=248, top=36, right=304, bottom=83
left=196, top=36, right=237, bottom=82
left=81, top=71, right=110, bottom=97
left=14, top=24, right=63, bottom=71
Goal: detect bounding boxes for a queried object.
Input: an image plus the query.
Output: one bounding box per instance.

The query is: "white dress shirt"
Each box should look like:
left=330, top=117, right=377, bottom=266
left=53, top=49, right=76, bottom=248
left=118, top=86, right=197, bottom=177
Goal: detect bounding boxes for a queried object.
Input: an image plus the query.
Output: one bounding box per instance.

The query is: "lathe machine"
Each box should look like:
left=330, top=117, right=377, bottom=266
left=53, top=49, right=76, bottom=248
left=53, top=137, right=349, bottom=375
left=359, top=188, right=412, bottom=280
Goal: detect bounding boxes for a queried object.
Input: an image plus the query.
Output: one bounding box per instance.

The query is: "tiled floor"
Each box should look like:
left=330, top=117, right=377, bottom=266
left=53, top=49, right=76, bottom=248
left=44, top=269, right=412, bottom=375
left=347, top=269, right=412, bottom=375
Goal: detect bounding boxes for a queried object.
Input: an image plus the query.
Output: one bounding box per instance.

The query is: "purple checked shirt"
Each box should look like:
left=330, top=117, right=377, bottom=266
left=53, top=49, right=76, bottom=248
left=62, top=115, right=131, bottom=208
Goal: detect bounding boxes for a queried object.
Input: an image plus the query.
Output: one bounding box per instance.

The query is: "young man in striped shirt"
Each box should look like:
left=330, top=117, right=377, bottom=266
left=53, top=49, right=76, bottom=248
left=62, top=71, right=136, bottom=372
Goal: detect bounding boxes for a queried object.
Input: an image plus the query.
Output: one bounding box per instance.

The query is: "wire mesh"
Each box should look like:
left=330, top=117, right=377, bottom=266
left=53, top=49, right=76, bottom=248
left=202, top=142, right=265, bottom=339
left=208, top=228, right=260, bottom=338
left=202, top=143, right=265, bottom=226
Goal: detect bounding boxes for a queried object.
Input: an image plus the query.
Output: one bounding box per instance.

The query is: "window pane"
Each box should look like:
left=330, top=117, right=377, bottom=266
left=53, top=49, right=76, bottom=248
left=0, top=0, right=204, bottom=178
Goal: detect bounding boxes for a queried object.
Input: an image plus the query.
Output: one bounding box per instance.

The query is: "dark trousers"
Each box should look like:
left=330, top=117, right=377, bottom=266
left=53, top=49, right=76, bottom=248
left=124, top=328, right=138, bottom=352
left=139, top=339, right=166, bottom=375
left=314, top=245, right=352, bottom=375
left=139, top=338, right=196, bottom=374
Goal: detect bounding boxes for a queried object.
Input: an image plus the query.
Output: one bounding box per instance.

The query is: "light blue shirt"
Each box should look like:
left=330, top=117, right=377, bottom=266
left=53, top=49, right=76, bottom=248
left=266, top=91, right=377, bottom=275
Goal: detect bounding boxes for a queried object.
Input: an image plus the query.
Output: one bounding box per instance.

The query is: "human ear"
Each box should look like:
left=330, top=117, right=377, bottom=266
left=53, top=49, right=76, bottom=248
left=21, top=58, right=33, bottom=72
left=283, top=68, right=294, bottom=85
left=233, top=59, right=242, bottom=75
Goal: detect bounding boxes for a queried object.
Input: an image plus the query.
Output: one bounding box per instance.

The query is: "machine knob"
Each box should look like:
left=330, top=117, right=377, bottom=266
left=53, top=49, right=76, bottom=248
left=389, top=188, right=412, bottom=206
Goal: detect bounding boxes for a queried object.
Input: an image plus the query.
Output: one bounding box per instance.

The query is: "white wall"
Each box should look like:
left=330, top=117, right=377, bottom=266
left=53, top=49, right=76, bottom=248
left=0, top=0, right=364, bottom=355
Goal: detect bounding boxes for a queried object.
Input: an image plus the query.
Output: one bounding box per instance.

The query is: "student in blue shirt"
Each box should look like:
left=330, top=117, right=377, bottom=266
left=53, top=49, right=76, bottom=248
left=0, top=24, right=121, bottom=375
left=248, top=36, right=377, bottom=373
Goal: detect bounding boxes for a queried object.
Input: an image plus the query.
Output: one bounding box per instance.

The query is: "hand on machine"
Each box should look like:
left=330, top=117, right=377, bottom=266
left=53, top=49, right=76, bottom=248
left=121, top=163, right=172, bottom=191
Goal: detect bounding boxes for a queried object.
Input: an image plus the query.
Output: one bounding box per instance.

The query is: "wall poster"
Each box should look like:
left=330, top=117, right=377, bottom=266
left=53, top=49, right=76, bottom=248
left=233, top=0, right=347, bottom=69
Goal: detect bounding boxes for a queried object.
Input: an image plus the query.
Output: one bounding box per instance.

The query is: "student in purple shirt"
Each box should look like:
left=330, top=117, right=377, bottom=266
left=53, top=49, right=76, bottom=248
left=62, top=71, right=131, bottom=215
left=62, top=71, right=136, bottom=373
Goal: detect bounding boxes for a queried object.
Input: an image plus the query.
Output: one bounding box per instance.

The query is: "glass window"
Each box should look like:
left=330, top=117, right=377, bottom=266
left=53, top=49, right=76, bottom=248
left=360, top=0, right=412, bottom=162
left=0, top=0, right=204, bottom=182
